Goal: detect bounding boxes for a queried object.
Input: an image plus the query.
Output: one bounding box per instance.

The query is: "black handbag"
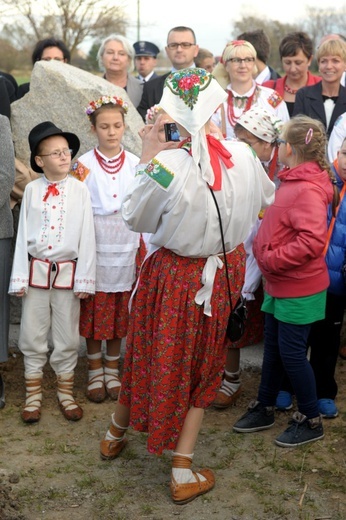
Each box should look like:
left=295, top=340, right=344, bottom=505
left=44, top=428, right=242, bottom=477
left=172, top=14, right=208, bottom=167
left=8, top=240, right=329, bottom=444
left=209, top=187, right=247, bottom=342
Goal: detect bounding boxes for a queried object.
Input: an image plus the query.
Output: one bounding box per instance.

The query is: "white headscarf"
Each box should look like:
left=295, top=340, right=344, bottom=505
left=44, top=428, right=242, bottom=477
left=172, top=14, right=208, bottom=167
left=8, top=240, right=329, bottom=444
left=160, top=68, right=227, bottom=187
left=236, top=107, right=283, bottom=143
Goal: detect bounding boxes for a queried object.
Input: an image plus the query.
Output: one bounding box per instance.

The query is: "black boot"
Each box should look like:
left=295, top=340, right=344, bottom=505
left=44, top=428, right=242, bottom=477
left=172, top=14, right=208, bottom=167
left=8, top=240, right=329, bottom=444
left=0, top=374, right=5, bottom=409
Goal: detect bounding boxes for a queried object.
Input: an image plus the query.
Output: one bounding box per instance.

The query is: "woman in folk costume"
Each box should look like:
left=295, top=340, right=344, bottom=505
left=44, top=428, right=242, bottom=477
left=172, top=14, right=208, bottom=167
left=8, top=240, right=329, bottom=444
left=212, top=40, right=289, bottom=140
left=71, top=96, right=141, bottom=403
left=99, top=68, right=275, bottom=504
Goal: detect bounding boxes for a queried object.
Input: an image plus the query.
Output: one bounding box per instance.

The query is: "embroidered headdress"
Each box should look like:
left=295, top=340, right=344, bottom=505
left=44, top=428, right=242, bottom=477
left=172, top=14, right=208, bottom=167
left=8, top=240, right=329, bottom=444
left=160, top=67, right=227, bottom=187
left=85, top=95, right=129, bottom=120
left=236, top=107, right=283, bottom=143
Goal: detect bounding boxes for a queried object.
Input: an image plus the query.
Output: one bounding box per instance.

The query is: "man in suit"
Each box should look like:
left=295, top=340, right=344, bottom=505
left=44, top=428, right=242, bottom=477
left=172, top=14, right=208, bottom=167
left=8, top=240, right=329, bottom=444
left=134, top=41, right=160, bottom=83
left=237, top=29, right=281, bottom=85
left=137, top=26, right=199, bottom=121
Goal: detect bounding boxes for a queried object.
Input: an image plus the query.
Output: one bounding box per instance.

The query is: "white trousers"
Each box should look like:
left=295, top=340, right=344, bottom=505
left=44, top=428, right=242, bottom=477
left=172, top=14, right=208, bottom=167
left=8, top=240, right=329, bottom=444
left=19, top=287, right=80, bottom=375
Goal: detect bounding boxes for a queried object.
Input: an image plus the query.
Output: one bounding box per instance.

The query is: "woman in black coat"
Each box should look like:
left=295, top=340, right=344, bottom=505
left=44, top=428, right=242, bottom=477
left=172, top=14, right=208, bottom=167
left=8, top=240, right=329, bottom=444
left=293, top=39, right=346, bottom=138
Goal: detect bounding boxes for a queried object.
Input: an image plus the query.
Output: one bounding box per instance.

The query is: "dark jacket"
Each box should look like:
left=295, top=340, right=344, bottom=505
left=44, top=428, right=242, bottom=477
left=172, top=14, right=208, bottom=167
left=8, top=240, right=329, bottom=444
left=293, top=82, right=346, bottom=138
left=137, top=72, right=170, bottom=121
left=268, top=66, right=281, bottom=81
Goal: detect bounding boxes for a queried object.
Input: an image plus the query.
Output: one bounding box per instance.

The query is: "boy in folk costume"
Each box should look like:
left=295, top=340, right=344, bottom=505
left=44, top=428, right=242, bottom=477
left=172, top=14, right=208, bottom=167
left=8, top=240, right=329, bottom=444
left=9, top=122, right=96, bottom=423
left=71, top=96, right=141, bottom=403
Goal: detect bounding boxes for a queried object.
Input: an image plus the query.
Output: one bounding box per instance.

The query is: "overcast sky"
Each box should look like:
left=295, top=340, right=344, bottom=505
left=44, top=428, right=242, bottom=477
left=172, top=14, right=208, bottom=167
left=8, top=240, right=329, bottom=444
left=125, top=0, right=340, bottom=56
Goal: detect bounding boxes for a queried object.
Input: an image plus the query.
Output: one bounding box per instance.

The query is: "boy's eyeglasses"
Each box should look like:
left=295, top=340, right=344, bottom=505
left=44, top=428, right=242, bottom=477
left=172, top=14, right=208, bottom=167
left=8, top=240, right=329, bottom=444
left=227, top=57, right=255, bottom=64
left=167, top=42, right=195, bottom=49
left=39, top=149, right=73, bottom=159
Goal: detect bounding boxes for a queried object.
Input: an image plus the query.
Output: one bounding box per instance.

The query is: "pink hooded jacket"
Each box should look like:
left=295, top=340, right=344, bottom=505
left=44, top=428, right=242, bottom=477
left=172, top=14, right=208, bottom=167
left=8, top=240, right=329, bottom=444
left=253, top=161, right=334, bottom=298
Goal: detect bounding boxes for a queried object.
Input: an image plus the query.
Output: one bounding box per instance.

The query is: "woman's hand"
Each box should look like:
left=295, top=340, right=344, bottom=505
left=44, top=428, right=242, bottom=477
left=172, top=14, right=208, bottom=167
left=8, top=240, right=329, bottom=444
left=138, top=115, right=180, bottom=163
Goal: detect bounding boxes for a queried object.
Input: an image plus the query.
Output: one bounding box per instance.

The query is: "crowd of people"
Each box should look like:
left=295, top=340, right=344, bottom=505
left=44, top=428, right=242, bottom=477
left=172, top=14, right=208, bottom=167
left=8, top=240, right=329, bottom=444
left=0, top=25, right=346, bottom=505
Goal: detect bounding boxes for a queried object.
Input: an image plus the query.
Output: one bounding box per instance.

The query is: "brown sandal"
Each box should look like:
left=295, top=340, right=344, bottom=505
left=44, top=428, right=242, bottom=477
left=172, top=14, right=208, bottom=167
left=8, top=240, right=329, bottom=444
left=87, top=357, right=106, bottom=403
left=21, top=375, right=43, bottom=423
left=57, top=374, right=83, bottom=421
left=170, top=455, right=215, bottom=505
left=104, top=358, right=121, bottom=400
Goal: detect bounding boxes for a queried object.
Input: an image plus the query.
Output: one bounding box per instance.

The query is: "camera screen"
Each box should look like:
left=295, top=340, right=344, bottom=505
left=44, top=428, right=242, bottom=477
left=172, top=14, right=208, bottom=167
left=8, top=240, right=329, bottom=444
left=164, top=123, right=180, bottom=142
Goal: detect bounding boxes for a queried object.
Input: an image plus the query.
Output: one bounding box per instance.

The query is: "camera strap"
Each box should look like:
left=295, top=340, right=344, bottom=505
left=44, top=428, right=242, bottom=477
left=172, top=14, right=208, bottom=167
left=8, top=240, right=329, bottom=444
left=208, top=186, right=233, bottom=314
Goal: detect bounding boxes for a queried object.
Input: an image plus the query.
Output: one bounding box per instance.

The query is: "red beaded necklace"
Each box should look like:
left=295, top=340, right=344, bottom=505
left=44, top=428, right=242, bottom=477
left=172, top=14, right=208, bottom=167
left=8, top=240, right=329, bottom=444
left=94, top=147, right=125, bottom=174
left=227, top=87, right=258, bottom=127
left=284, top=83, right=299, bottom=95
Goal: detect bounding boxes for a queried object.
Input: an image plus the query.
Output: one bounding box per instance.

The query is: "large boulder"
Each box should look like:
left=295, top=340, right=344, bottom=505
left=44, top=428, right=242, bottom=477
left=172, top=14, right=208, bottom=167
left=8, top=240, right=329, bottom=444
left=11, top=61, right=143, bottom=166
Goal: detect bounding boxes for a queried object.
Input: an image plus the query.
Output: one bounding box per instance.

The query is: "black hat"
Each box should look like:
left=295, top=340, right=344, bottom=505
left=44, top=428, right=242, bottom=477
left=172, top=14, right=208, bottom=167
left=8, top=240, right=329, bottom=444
left=29, top=121, right=80, bottom=173
left=133, top=41, right=160, bottom=58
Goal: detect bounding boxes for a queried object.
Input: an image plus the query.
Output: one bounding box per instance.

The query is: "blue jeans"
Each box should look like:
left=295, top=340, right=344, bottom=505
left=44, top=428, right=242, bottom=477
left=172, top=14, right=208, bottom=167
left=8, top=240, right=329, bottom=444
left=258, top=312, right=319, bottom=418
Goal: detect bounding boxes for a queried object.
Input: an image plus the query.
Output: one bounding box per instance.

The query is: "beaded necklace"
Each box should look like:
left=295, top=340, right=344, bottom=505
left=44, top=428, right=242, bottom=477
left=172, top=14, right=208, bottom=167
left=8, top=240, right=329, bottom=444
left=227, top=87, right=259, bottom=127
left=284, top=83, right=299, bottom=95
left=94, top=147, right=125, bottom=174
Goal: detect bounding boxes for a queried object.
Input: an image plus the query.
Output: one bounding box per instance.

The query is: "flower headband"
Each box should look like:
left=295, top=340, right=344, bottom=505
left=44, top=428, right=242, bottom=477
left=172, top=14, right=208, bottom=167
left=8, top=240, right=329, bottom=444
left=85, top=95, right=129, bottom=119
left=145, top=104, right=163, bottom=124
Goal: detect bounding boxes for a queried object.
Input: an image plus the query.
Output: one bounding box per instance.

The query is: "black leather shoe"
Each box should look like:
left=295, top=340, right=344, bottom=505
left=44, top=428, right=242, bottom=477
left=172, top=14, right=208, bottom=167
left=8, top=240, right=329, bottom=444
left=0, top=374, right=5, bottom=409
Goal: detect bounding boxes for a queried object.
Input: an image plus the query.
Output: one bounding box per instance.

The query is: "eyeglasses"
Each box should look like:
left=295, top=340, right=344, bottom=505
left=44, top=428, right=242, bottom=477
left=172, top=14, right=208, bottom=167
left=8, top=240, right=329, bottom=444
left=41, top=57, right=65, bottom=62
left=277, top=139, right=287, bottom=146
left=39, top=149, right=73, bottom=159
left=227, top=57, right=255, bottom=64
left=167, top=42, right=195, bottom=49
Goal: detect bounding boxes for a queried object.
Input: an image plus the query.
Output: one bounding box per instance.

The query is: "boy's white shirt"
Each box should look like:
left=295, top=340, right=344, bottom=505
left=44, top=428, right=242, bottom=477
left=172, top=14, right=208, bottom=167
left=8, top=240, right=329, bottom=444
left=9, top=175, right=96, bottom=295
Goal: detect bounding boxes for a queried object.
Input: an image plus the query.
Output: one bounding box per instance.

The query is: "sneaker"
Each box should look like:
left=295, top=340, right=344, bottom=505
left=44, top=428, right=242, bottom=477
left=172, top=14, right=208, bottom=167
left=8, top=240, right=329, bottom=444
left=275, top=391, right=293, bottom=411
left=275, top=411, right=324, bottom=447
left=233, top=401, right=275, bottom=433
left=318, top=398, right=338, bottom=418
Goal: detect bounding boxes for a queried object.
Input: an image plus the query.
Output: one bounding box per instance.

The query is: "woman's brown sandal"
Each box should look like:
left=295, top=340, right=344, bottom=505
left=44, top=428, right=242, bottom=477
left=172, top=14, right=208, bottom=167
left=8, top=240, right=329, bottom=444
left=100, top=415, right=128, bottom=460
left=170, top=455, right=215, bottom=505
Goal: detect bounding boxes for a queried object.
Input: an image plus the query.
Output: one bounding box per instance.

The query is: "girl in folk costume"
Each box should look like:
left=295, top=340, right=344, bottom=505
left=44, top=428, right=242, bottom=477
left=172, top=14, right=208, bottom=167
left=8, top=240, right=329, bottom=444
left=212, top=40, right=289, bottom=140
left=233, top=116, right=339, bottom=447
left=213, top=107, right=283, bottom=410
left=99, top=68, right=275, bottom=504
left=71, top=96, right=141, bottom=403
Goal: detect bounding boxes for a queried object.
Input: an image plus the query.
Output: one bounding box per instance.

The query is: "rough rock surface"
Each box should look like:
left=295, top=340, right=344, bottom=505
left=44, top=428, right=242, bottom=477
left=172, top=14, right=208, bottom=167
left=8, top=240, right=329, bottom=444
left=11, top=60, right=143, bottom=167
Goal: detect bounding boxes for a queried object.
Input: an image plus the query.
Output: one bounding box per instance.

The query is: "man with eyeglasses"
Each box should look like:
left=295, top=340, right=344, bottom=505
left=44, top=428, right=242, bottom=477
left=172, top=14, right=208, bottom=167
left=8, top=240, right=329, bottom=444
left=137, top=26, right=199, bottom=121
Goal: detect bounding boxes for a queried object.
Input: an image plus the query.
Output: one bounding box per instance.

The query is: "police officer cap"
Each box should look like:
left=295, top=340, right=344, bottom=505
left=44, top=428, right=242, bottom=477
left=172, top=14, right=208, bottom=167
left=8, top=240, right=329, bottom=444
left=133, top=41, right=160, bottom=57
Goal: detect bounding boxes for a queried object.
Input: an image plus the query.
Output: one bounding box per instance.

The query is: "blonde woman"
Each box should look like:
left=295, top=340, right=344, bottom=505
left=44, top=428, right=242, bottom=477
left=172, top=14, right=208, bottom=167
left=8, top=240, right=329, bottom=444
left=212, top=40, right=289, bottom=139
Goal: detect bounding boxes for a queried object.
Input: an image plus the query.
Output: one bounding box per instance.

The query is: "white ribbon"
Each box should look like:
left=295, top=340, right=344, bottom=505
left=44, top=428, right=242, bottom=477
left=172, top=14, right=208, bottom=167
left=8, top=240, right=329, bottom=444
left=195, top=255, right=223, bottom=316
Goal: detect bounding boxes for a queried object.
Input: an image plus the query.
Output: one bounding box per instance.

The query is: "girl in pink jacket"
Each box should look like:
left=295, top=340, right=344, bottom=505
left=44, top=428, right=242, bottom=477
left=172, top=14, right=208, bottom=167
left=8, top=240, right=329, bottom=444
left=233, top=115, right=339, bottom=447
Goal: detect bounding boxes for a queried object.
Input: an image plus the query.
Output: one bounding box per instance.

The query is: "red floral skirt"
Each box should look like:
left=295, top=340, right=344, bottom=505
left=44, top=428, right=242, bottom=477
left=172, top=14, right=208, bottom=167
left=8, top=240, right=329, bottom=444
left=80, top=291, right=131, bottom=340
left=119, top=246, right=245, bottom=454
